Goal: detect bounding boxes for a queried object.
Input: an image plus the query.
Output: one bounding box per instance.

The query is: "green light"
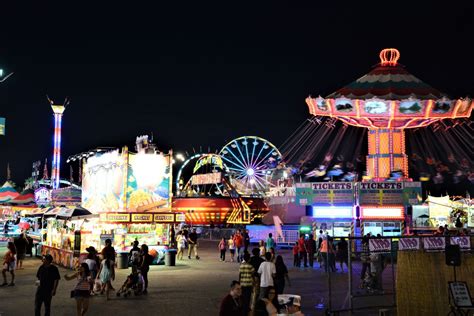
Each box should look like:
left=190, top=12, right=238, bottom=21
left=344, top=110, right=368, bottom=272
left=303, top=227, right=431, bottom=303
left=299, top=226, right=311, bottom=232
left=0, top=69, right=3, bottom=77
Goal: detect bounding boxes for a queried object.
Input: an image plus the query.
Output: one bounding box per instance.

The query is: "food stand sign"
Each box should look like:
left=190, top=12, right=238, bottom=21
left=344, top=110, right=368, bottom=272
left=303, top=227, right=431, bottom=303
left=73, top=231, right=81, bottom=257
left=154, top=214, right=174, bottom=222
left=398, top=238, right=420, bottom=250
left=468, top=205, right=474, bottom=228
left=131, top=214, right=153, bottom=222
left=368, top=238, right=392, bottom=252
left=295, top=182, right=355, bottom=206
left=175, top=213, right=185, bottom=222
left=99, top=213, right=130, bottom=222
left=423, top=236, right=446, bottom=250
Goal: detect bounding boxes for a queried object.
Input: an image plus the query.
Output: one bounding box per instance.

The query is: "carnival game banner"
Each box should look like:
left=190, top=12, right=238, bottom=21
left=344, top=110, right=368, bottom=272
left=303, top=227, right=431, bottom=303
left=82, top=150, right=126, bottom=213
left=358, top=182, right=422, bottom=206
left=126, top=152, right=170, bottom=211
left=295, top=182, right=355, bottom=206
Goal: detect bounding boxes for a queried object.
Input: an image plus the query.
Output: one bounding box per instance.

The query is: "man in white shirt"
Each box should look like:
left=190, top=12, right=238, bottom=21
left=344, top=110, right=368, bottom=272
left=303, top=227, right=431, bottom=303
left=257, top=252, right=276, bottom=299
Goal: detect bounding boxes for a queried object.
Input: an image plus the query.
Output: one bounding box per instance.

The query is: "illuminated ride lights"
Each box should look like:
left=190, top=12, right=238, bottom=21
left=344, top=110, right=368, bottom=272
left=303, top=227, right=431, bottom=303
left=306, top=48, right=474, bottom=179
left=219, top=136, right=283, bottom=196
left=48, top=97, right=69, bottom=190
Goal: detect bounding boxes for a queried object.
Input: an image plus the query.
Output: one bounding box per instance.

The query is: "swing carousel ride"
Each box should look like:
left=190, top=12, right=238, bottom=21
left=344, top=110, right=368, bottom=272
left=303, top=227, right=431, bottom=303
left=283, top=48, right=473, bottom=182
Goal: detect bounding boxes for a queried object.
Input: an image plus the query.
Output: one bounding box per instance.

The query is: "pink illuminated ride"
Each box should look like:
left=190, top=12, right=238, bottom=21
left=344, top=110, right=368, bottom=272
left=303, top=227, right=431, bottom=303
left=306, top=48, right=473, bottom=180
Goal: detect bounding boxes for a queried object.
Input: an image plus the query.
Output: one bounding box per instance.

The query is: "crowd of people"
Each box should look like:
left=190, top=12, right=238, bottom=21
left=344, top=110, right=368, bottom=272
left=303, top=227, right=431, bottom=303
left=219, top=232, right=304, bottom=316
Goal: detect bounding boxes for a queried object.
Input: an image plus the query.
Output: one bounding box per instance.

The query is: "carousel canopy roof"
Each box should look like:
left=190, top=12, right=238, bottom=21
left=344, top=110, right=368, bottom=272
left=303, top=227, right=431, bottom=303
left=0, top=181, right=19, bottom=203
left=327, top=48, right=447, bottom=100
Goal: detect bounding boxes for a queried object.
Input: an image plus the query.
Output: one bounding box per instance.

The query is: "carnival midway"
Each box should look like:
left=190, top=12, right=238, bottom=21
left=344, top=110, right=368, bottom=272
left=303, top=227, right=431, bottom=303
left=1, top=49, right=473, bottom=316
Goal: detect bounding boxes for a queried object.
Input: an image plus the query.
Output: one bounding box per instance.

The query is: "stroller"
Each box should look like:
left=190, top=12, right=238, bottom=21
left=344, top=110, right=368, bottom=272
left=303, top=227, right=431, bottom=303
left=116, top=267, right=145, bottom=298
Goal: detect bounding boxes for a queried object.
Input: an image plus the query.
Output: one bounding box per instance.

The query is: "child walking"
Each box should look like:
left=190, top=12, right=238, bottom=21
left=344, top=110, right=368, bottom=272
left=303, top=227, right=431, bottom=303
left=228, top=234, right=236, bottom=262
left=218, top=237, right=226, bottom=262
left=292, top=242, right=300, bottom=267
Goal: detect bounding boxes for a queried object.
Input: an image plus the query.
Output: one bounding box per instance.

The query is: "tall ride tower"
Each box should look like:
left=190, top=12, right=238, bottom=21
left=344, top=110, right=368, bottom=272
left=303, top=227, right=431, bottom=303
left=48, top=96, right=69, bottom=189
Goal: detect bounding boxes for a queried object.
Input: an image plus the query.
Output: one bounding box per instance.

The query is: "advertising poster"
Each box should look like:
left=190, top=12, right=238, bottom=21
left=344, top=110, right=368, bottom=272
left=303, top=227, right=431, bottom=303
left=82, top=150, right=126, bottom=213
left=126, top=153, right=170, bottom=211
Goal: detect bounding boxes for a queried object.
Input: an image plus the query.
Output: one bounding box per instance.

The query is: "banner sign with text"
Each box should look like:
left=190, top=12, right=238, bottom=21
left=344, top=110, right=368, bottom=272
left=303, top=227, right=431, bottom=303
left=423, top=237, right=446, bottom=250
left=295, top=182, right=355, bottom=206
left=398, top=238, right=421, bottom=251
left=369, top=238, right=392, bottom=252
left=359, top=182, right=422, bottom=206
left=450, top=237, right=471, bottom=250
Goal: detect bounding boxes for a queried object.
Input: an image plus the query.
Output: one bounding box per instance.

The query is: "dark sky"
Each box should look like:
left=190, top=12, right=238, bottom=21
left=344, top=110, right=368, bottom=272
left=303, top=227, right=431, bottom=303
left=1, top=3, right=473, bottom=185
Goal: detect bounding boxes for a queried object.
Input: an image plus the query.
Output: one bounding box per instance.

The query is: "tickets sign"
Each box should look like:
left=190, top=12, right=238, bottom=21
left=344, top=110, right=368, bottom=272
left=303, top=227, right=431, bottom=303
left=450, top=237, right=471, bottom=250
left=369, top=238, right=392, bottom=252
left=423, top=237, right=446, bottom=250
left=398, top=238, right=420, bottom=250
left=295, top=182, right=355, bottom=206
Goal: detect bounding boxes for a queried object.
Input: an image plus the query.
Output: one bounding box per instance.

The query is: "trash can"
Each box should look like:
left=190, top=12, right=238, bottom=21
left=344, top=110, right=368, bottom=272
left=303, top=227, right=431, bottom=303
left=165, top=249, right=176, bottom=266
left=116, top=252, right=129, bottom=269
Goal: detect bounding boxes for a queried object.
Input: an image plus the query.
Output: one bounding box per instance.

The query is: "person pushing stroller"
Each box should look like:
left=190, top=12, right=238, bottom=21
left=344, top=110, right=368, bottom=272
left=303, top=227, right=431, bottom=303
left=116, top=266, right=144, bottom=298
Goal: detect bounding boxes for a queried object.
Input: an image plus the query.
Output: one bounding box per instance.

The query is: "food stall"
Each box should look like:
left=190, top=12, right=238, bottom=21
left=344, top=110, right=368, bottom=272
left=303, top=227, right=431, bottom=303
left=41, top=206, right=98, bottom=269
left=296, top=182, right=356, bottom=238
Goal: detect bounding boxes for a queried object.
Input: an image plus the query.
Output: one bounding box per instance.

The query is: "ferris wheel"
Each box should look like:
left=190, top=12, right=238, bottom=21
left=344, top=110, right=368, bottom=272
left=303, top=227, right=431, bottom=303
left=219, top=136, right=283, bottom=195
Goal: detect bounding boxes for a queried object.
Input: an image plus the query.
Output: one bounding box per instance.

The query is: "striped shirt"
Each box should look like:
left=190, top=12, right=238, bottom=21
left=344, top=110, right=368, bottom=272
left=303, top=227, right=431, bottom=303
left=239, top=262, right=255, bottom=287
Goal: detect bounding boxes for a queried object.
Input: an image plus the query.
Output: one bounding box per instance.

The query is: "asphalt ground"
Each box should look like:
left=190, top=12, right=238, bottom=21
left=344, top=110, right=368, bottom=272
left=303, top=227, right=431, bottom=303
left=0, top=241, right=396, bottom=316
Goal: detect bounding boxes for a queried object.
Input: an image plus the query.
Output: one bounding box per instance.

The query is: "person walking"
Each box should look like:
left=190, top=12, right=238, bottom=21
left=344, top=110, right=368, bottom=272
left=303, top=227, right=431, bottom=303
left=259, top=240, right=266, bottom=257
left=100, top=239, right=116, bottom=291
left=228, top=234, right=236, bottom=262
left=233, top=230, right=244, bottom=262
left=257, top=252, right=276, bottom=299
left=1, top=241, right=16, bottom=286
left=187, top=228, right=200, bottom=259
left=265, top=233, right=275, bottom=253
left=243, top=229, right=250, bottom=254
left=254, top=286, right=280, bottom=316
left=14, top=232, right=28, bottom=269
left=327, top=236, right=337, bottom=272
left=359, top=236, right=371, bottom=287
left=297, top=235, right=308, bottom=268
left=239, top=253, right=255, bottom=315
left=34, top=254, right=60, bottom=316
left=176, top=231, right=186, bottom=260
left=218, top=237, right=227, bottom=262
left=84, top=253, right=98, bottom=294
left=128, top=240, right=141, bottom=268
left=305, top=234, right=316, bottom=268
left=139, top=244, right=153, bottom=294
left=65, top=263, right=92, bottom=316
left=219, top=280, right=243, bottom=316
left=292, top=242, right=300, bottom=267
left=336, top=237, right=349, bottom=272
left=274, top=255, right=290, bottom=295
left=96, top=257, right=114, bottom=300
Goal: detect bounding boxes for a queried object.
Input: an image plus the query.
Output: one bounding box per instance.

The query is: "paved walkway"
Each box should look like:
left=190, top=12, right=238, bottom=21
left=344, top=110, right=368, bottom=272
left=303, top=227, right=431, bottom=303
left=0, top=241, right=396, bottom=315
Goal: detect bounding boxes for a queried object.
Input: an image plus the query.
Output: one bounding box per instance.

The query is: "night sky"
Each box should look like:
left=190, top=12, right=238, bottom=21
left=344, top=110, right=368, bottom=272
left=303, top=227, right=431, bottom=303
left=1, top=3, right=473, bottom=186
